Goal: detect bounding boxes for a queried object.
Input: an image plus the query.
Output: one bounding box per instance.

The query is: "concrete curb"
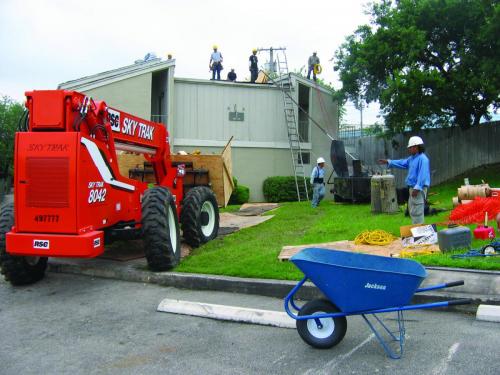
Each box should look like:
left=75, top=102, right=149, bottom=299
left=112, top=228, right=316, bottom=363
left=157, top=298, right=296, bottom=328
left=48, top=259, right=500, bottom=314
left=476, top=305, right=500, bottom=322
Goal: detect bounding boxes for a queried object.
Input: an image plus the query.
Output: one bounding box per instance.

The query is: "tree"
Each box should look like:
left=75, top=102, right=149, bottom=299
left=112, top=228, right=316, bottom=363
left=0, top=96, right=24, bottom=183
left=334, top=0, right=500, bottom=133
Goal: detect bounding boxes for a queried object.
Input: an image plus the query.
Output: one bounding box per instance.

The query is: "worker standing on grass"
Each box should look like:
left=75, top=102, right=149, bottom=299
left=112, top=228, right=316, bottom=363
left=209, top=45, right=223, bottom=80
left=307, top=52, right=320, bottom=81
left=310, top=157, right=326, bottom=208
left=249, top=48, right=259, bottom=83
left=378, top=136, right=430, bottom=224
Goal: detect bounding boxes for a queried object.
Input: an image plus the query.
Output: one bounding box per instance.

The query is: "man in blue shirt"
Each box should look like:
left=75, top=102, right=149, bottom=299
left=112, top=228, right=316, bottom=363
left=209, top=45, right=223, bottom=80
left=378, top=136, right=430, bottom=224
left=310, top=157, right=326, bottom=208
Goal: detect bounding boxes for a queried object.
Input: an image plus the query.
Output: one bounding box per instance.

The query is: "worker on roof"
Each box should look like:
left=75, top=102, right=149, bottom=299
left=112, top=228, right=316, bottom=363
left=227, top=69, right=237, bottom=82
left=378, top=136, right=431, bottom=224
left=307, top=52, right=320, bottom=82
left=311, top=157, right=326, bottom=208
left=209, top=45, right=223, bottom=80
left=249, top=48, right=259, bottom=83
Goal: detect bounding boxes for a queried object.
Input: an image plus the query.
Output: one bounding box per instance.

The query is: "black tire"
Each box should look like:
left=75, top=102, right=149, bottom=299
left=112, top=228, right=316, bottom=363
left=141, top=187, right=181, bottom=271
left=481, top=245, right=497, bottom=255
left=296, top=299, right=347, bottom=349
left=0, top=202, right=48, bottom=285
left=180, top=186, right=220, bottom=248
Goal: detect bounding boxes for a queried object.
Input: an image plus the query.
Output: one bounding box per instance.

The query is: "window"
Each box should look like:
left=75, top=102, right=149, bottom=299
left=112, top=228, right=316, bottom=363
left=298, top=152, right=310, bottom=164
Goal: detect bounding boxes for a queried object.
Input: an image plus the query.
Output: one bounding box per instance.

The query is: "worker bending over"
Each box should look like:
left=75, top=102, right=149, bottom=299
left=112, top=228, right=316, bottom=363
left=310, top=157, right=326, bottom=208
left=378, top=136, right=430, bottom=224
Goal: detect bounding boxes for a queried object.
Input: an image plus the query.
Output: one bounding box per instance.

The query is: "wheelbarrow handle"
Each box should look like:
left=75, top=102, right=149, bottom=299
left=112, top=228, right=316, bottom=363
left=445, top=280, right=464, bottom=288
left=416, top=280, right=464, bottom=293
left=447, top=298, right=472, bottom=306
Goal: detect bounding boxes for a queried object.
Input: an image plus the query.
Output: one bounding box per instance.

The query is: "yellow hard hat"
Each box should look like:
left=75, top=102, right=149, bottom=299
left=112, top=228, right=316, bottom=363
left=213, top=45, right=218, bottom=49
left=252, top=48, right=257, bottom=52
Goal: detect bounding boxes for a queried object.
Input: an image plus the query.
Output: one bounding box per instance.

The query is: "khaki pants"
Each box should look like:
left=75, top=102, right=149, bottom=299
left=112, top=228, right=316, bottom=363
left=408, top=187, right=427, bottom=224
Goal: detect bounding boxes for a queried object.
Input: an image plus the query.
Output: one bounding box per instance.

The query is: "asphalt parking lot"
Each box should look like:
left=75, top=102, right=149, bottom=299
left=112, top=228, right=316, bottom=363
left=0, top=273, right=498, bottom=375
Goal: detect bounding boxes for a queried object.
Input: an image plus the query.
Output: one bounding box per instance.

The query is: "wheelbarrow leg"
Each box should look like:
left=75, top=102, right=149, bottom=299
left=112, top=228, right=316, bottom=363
left=361, top=311, right=406, bottom=359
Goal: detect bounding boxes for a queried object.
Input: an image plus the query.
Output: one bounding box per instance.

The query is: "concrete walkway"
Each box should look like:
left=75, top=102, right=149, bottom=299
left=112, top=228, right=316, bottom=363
left=47, top=257, right=500, bottom=313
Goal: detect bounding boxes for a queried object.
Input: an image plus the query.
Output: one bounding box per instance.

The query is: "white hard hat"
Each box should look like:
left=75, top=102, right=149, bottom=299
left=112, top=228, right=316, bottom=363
left=407, top=136, right=424, bottom=148
left=317, top=157, right=326, bottom=164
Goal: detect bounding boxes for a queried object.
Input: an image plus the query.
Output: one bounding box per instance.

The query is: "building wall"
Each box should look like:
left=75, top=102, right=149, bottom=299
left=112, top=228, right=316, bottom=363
left=172, top=80, right=289, bottom=147
left=296, top=79, right=339, bottom=199
left=309, top=87, right=338, bottom=140
left=75, top=73, right=338, bottom=203
left=83, top=74, right=152, bottom=120
left=173, top=78, right=339, bottom=202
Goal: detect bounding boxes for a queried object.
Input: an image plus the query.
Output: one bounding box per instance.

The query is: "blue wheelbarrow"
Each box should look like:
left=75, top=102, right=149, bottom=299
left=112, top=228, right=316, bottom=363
left=284, top=248, right=471, bottom=359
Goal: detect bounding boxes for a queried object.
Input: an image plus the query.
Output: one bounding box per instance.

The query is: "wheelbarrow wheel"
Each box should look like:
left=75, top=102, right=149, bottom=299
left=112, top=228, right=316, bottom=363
left=297, top=299, right=347, bottom=349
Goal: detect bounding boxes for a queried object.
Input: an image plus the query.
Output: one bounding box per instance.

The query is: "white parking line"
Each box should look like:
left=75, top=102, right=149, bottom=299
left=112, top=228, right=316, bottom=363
left=431, top=342, right=460, bottom=375
left=303, top=334, right=375, bottom=375
left=157, top=298, right=296, bottom=328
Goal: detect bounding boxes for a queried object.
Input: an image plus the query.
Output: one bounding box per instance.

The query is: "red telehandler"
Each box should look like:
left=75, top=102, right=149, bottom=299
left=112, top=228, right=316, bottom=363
left=0, top=90, right=219, bottom=285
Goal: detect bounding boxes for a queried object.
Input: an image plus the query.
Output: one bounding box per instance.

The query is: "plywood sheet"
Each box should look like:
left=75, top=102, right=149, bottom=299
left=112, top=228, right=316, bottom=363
left=278, top=239, right=440, bottom=261
left=116, top=138, right=234, bottom=207
left=117, top=153, right=145, bottom=178
left=172, top=154, right=226, bottom=206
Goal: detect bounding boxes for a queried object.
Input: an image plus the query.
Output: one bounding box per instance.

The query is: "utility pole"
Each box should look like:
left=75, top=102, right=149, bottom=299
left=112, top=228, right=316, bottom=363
left=360, top=102, right=363, bottom=135
left=257, top=47, right=286, bottom=74
left=355, top=98, right=364, bottom=136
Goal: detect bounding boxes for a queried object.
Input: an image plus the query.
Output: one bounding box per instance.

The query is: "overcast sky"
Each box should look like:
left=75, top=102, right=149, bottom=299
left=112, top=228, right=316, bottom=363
left=0, top=0, right=381, bottom=125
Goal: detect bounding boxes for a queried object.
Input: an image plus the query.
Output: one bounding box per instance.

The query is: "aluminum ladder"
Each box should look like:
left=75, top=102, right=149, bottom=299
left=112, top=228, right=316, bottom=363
left=275, top=52, right=309, bottom=202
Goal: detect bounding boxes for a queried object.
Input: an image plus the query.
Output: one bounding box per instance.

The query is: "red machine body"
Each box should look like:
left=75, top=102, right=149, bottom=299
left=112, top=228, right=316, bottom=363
left=6, top=90, right=184, bottom=258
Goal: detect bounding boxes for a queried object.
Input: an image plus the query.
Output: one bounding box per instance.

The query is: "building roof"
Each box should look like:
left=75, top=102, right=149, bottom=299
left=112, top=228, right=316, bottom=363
left=58, top=58, right=175, bottom=91
left=174, top=76, right=279, bottom=90
left=276, top=73, right=336, bottom=96
left=58, top=59, right=335, bottom=98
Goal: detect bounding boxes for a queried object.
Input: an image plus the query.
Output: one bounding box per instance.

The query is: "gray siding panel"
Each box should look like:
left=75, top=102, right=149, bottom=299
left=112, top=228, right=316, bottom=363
left=173, top=81, right=290, bottom=144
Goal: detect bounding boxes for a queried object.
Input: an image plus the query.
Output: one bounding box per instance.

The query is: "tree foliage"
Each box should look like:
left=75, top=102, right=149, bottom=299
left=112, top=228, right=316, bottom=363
left=334, top=0, right=500, bottom=132
left=0, top=96, right=24, bottom=178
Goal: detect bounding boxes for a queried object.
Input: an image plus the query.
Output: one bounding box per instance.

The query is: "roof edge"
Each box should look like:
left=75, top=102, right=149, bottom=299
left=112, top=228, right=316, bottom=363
left=58, top=59, right=176, bottom=91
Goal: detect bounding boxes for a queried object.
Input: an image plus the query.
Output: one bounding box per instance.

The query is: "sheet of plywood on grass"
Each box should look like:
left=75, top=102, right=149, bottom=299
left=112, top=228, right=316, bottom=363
left=171, top=154, right=228, bottom=207
left=278, top=239, right=440, bottom=260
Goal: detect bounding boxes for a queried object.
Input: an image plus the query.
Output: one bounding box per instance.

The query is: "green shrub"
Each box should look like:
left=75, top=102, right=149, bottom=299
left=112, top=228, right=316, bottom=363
left=229, top=184, right=250, bottom=205
left=263, top=176, right=312, bottom=202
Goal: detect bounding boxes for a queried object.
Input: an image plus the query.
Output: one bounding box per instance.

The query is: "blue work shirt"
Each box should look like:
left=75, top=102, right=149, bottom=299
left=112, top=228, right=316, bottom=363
left=310, top=166, right=325, bottom=184
left=388, top=153, right=430, bottom=191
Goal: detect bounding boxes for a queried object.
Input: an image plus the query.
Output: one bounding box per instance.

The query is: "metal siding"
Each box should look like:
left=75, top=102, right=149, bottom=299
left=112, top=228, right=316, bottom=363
left=84, top=74, right=152, bottom=120
left=174, top=81, right=288, bottom=144
left=172, top=79, right=339, bottom=201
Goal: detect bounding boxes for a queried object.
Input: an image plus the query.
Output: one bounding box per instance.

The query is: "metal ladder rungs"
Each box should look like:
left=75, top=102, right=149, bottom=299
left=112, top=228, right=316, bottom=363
left=274, top=50, right=309, bottom=202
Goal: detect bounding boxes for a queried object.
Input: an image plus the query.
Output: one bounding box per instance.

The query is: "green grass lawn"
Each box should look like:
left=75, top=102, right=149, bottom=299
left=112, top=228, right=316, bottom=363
left=176, top=164, right=500, bottom=279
